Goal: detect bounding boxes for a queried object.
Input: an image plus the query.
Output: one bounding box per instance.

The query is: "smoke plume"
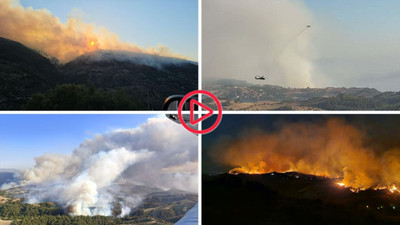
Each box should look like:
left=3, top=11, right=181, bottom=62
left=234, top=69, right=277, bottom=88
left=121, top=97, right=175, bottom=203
left=0, top=0, right=186, bottom=62
left=75, top=50, right=196, bottom=70
left=3, top=117, right=197, bottom=216
left=212, top=118, right=400, bottom=191
left=203, top=0, right=314, bottom=87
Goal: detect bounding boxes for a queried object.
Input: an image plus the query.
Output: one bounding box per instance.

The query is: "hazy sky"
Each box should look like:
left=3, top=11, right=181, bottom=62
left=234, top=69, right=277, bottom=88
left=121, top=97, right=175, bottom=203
left=17, top=0, right=198, bottom=60
left=203, top=0, right=400, bottom=91
left=0, top=114, right=154, bottom=169
left=305, top=0, right=400, bottom=91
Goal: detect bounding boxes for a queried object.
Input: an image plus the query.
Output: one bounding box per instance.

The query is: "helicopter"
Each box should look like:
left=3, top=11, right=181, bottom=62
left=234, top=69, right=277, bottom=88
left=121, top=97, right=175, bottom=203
left=255, top=75, right=267, bottom=80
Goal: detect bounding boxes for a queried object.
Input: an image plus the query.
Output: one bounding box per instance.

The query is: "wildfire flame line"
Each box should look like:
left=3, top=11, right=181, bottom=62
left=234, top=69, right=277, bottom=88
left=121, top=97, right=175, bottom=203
left=216, top=118, right=400, bottom=194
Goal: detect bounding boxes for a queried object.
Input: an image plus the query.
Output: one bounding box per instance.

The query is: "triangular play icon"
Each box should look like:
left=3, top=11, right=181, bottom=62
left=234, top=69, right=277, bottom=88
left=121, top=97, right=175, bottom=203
left=190, top=99, right=214, bottom=125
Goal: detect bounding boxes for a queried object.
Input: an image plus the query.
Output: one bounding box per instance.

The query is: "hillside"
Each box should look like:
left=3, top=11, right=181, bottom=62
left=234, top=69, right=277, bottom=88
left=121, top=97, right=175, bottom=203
left=62, top=50, right=197, bottom=109
left=203, top=172, right=400, bottom=225
left=0, top=184, right=197, bottom=225
left=0, top=172, right=17, bottom=188
left=204, top=79, right=400, bottom=110
left=0, top=37, right=61, bottom=109
left=0, top=37, right=198, bottom=110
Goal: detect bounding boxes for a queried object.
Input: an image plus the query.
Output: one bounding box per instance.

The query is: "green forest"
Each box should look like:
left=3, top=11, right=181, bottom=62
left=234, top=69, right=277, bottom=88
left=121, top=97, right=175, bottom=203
left=0, top=188, right=196, bottom=225
left=0, top=201, right=171, bottom=225
left=24, top=84, right=143, bottom=110
left=0, top=201, right=112, bottom=225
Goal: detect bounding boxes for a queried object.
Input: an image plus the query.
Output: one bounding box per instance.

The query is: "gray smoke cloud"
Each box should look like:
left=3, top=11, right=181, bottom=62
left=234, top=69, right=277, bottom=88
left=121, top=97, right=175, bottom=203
left=203, top=0, right=315, bottom=87
left=3, top=117, right=197, bottom=216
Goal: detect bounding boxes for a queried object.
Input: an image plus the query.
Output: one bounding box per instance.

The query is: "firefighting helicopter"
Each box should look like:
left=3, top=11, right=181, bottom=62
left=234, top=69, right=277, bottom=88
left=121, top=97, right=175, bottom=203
left=255, top=75, right=267, bottom=80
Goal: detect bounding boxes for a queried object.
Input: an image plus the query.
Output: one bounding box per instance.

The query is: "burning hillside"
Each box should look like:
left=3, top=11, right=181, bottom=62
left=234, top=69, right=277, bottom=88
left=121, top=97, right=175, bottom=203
left=211, top=117, right=400, bottom=192
left=203, top=172, right=400, bottom=225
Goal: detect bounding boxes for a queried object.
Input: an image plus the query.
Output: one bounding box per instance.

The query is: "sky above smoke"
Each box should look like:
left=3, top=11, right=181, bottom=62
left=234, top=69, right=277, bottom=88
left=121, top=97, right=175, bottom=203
left=0, top=0, right=196, bottom=62
left=1, top=116, right=197, bottom=216
left=204, top=115, right=400, bottom=191
left=203, top=0, right=400, bottom=91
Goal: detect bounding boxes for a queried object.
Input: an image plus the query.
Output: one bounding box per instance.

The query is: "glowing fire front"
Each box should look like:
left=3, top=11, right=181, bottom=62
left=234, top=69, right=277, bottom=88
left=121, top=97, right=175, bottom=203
left=229, top=167, right=400, bottom=194
left=216, top=118, right=400, bottom=194
left=335, top=182, right=400, bottom=194
left=229, top=162, right=270, bottom=175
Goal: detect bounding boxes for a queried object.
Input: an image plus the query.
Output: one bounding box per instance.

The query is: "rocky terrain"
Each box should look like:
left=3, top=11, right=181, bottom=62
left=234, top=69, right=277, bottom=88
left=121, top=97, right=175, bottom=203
left=0, top=171, right=196, bottom=224
left=204, top=79, right=400, bottom=110
left=0, top=176, right=197, bottom=225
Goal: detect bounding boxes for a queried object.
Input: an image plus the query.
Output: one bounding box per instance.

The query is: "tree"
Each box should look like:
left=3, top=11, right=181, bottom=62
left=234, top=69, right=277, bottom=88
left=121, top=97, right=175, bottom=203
left=24, top=84, right=142, bottom=110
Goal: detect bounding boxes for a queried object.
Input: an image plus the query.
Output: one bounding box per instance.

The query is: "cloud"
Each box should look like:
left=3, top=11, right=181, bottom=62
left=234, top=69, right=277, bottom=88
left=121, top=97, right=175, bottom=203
left=0, top=0, right=186, bottom=62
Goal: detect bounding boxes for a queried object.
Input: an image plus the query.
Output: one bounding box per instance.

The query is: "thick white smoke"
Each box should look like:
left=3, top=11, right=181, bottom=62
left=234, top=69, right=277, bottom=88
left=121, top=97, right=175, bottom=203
left=74, top=50, right=196, bottom=70
left=5, top=117, right=197, bottom=216
left=62, top=148, right=152, bottom=216
left=203, top=0, right=315, bottom=87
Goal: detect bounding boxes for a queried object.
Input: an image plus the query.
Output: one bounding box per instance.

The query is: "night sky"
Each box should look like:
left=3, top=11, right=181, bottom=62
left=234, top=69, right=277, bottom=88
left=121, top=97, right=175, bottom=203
left=203, top=114, right=400, bottom=173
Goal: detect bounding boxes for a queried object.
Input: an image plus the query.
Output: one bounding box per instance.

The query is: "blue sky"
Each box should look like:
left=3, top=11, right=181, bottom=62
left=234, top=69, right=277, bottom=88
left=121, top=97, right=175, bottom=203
left=20, top=0, right=198, bottom=60
left=0, top=114, right=155, bottom=169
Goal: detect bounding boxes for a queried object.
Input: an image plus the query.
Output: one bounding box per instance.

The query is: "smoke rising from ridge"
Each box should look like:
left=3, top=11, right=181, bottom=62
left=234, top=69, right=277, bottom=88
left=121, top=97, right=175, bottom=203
left=203, top=0, right=315, bottom=87
left=0, top=0, right=186, bottom=63
left=3, top=117, right=197, bottom=216
left=211, top=118, right=400, bottom=191
left=24, top=148, right=152, bottom=216
left=75, top=50, right=196, bottom=70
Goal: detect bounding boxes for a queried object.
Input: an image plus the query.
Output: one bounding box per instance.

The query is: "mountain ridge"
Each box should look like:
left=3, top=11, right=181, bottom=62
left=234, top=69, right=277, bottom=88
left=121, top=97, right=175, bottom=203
left=204, top=78, right=400, bottom=110
left=203, top=172, right=400, bottom=225
left=0, top=37, right=197, bottom=110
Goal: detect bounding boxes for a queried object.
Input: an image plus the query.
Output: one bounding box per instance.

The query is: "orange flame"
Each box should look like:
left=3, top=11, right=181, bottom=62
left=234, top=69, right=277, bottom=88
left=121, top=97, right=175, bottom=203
left=215, top=118, right=400, bottom=193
